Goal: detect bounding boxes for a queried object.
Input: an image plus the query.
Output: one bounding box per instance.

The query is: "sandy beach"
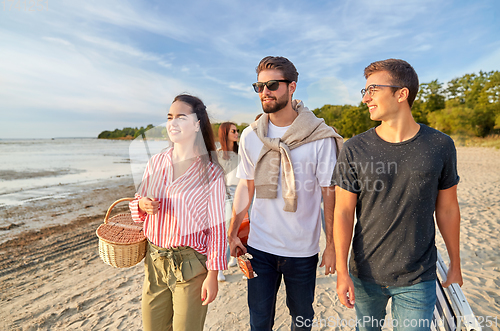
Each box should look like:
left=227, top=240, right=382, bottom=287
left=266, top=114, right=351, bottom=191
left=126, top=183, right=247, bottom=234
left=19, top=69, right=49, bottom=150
left=0, top=146, right=499, bottom=331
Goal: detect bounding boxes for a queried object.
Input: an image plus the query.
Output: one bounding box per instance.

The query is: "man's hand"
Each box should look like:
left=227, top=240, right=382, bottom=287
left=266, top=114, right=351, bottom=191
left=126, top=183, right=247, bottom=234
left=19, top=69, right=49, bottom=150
left=319, top=244, right=336, bottom=275
left=227, top=179, right=254, bottom=257
left=228, top=235, right=246, bottom=257
left=442, top=263, right=463, bottom=288
left=336, top=272, right=355, bottom=309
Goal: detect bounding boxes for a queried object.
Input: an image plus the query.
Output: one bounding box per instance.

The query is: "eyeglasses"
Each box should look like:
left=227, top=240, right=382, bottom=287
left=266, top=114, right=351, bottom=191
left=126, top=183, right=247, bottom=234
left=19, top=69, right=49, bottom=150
left=252, top=80, right=291, bottom=93
left=361, top=84, right=403, bottom=97
left=230, top=129, right=239, bottom=134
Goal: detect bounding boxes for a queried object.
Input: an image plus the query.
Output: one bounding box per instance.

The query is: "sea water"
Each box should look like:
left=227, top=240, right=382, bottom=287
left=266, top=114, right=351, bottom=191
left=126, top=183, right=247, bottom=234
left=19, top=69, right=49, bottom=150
left=0, top=134, right=218, bottom=209
left=0, top=138, right=156, bottom=208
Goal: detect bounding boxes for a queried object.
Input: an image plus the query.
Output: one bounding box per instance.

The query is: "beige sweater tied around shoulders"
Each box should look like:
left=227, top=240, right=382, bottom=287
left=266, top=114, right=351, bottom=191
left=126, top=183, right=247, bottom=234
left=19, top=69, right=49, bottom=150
left=251, top=100, right=343, bottom=212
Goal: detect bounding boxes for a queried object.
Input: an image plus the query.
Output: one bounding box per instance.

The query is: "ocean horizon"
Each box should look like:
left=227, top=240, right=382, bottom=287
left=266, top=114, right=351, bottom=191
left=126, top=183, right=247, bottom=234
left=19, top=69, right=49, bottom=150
left=0, top=138, right=134, bottom=208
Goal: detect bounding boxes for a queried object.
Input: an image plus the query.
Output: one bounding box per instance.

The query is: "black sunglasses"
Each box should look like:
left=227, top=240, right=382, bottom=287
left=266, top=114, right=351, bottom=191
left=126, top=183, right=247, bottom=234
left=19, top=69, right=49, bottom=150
left=252, top=80, right=291, bottom=93
left=230, top=129, right=239, bottom=133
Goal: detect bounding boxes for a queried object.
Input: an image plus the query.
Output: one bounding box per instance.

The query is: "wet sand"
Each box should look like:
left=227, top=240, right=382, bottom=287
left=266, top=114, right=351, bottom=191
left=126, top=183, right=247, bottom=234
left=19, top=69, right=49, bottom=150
left=0, top=147, right=499, bottom=331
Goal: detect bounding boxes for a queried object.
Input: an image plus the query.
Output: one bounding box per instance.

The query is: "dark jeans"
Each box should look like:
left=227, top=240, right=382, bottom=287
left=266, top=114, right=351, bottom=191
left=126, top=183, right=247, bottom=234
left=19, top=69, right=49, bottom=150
left=246, top=245, right=319, bottom=331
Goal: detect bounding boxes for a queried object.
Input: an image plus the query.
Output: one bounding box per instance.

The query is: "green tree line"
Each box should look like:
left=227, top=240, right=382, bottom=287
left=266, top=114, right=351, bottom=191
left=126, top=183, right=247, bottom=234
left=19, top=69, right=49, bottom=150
left=313, top=70, right=500, bottom=138
left=98, top=123, right=250, bottom=140
left=98, top=124, right=157, bottom=139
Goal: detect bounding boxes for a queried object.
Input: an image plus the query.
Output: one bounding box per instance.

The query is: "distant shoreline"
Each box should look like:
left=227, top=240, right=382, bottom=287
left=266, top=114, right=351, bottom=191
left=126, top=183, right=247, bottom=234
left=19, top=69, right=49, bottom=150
left=98, top=136, right=135, bottom=140
left=0, top=137, right=97, bottom=141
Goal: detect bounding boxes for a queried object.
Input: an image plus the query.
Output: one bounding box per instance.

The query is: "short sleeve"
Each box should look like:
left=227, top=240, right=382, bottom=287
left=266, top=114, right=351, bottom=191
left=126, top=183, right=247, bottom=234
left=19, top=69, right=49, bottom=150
left=438, top=140, right=460, bottom=190
left=331, top=143, right=361, bottom=194
left=236, top=127, right=256, bottom=180
left=316, top=137, right=337, bottom=187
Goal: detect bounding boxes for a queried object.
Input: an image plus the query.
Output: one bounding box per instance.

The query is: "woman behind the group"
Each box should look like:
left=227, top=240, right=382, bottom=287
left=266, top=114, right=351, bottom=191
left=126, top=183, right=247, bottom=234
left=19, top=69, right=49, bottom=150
left=129, top=94, right=227, bottom=331
left=216, top=122, right=240, bottom=281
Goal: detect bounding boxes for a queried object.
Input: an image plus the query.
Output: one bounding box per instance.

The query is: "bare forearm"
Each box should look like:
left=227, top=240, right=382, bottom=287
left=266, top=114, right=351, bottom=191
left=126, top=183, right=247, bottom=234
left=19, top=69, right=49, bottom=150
left=435, top=186, right=461, bottom=267
left=436, top=202, right=464, bottom=287
left=333, top=187, right=357, bottom=275
left=436, top=206, right=461, bottom=265
left=322, top=186, right=335, bottom=247
left=334, top=212, right=354, bottom=275
left=228, top=179, right=254, bottom=238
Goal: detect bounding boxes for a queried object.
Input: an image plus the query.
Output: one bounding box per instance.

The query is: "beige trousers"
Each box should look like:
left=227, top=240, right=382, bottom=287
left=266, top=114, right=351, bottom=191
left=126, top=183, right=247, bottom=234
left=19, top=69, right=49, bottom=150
left=142, top=243, right=208, bottom=331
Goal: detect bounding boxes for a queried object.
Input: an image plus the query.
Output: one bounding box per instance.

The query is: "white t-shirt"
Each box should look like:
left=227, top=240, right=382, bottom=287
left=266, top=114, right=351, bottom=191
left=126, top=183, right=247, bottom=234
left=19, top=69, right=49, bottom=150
left=237, top=120, right=337, bottom=257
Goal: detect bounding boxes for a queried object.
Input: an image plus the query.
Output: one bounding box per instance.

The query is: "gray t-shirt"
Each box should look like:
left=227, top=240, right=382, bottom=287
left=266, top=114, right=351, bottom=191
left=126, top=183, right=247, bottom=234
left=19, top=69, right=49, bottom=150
left=332, top=124, right=459, bottom=286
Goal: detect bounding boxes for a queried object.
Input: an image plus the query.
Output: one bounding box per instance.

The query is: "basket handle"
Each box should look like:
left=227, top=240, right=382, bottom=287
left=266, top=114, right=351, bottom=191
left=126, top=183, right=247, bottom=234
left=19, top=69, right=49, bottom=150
left=104, top=198, right=136, bottom=224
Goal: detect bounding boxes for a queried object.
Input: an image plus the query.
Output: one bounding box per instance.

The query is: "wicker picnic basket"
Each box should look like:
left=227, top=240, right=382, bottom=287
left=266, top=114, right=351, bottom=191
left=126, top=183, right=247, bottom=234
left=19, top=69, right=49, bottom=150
left=96, top=198, right=147, bottom=268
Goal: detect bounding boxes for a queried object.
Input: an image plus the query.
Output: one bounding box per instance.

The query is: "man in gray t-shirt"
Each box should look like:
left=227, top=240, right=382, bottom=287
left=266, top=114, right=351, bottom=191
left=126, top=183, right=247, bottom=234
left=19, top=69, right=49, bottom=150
left=333, top=59, right=463, bottom=331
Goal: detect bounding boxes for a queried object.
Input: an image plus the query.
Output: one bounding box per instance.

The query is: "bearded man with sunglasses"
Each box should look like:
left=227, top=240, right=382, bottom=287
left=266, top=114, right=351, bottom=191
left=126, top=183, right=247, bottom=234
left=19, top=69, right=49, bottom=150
left=228, top=56, right=343, bottom=331
left=333, top=59, right=462, bottom=330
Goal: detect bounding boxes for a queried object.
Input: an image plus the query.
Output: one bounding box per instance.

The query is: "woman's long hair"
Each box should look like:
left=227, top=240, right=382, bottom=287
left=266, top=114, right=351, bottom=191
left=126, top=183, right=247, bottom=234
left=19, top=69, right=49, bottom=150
left=172, top=94, right=221, bottom=183
left=218, top=122, right=239, bottom=160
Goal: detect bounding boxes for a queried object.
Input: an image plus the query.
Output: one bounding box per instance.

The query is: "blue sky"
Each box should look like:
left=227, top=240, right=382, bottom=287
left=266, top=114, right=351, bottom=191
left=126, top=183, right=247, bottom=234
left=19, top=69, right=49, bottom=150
left=1, top=0, right=499, bottom=139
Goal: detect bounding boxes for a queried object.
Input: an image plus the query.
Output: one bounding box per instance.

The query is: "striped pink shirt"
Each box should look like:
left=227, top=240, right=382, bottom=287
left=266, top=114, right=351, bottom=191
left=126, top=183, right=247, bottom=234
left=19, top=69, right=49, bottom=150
left=129, top=147, right=227, bottom=271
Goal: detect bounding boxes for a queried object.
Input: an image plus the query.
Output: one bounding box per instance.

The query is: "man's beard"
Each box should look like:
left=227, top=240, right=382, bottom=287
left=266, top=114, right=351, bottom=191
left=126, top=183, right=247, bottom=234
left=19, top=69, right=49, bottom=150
left=261, top=91, right=289, bottom=114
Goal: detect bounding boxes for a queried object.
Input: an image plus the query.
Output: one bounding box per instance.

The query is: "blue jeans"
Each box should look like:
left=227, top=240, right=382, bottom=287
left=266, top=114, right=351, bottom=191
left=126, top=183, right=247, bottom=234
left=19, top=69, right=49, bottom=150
left=352, top=275, right=436, bottom=331
left=246, top=246, right=318, bottom=331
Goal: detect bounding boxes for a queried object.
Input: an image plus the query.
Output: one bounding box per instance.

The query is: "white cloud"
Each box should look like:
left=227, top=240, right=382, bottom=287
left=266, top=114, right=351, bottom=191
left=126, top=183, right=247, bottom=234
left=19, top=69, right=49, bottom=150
left=79, top=35, right=172, bottom=68
left=57, top=0, right=197, bottom=42
left=42, top=37, right=76, bottom=50
left=0, top=40, right=177, bottom=115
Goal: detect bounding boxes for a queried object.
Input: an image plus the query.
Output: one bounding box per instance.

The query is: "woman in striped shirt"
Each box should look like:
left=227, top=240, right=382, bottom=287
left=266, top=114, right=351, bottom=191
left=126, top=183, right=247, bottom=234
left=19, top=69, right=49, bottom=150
left=129, top=94, right=227, bottom=331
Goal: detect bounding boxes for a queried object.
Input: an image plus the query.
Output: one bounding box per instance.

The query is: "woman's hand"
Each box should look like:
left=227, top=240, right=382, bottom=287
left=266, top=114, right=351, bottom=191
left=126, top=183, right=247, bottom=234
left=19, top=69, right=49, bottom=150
left=201, top=270, right=218, bottom=305
left=138, top=197, right=160, bottom=215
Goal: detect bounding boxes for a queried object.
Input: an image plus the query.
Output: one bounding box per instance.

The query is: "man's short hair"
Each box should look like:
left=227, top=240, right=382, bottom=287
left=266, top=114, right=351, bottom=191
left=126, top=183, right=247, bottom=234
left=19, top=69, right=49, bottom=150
left=256, top=56, right=299, bottom=83
left=364, top=59, right=419, bottom=108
